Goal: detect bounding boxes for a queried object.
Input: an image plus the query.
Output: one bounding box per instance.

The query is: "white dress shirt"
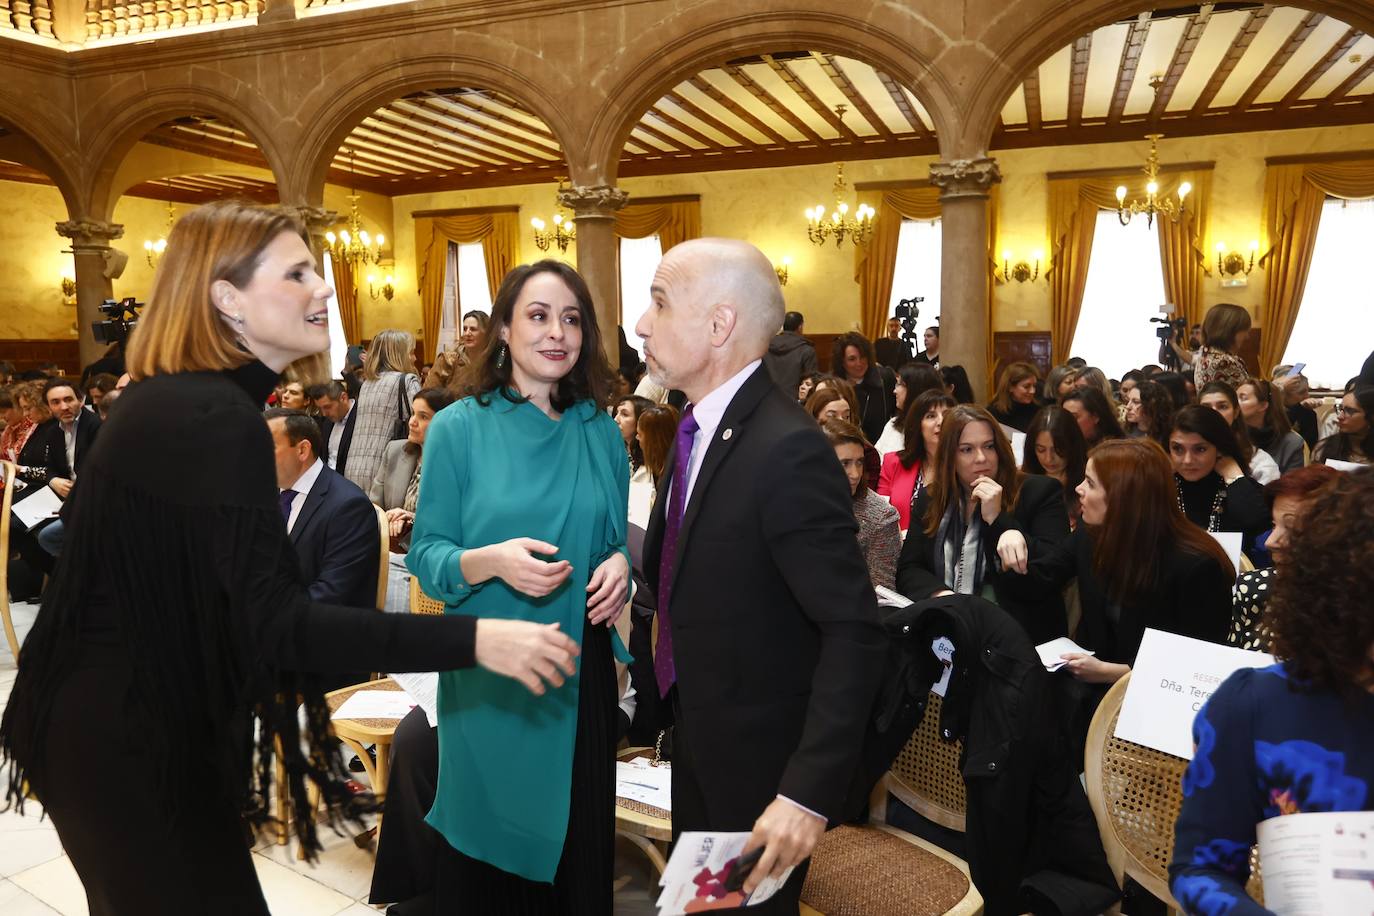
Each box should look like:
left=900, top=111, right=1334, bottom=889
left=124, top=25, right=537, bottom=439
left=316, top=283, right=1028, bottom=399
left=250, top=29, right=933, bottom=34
left=281, top=458, right=324, bottom=534
left=60, top=416, right=78, bottom=477
left=327, top=402, right=354, bottom=471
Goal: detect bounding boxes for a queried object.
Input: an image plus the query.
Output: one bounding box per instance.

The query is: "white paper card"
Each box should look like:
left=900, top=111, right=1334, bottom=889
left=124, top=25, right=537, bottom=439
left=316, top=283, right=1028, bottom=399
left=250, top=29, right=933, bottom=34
left=1035, top=636, right=1093, bottom=672
left=1011, top=431, right=1027, bottom=468
left=656, top=831, right=795, bottom=914
left=387, top=671, right=438, bottom=727
left=12, top=485, right=62, bottom=531
left=930, top=636, right=955, bottom=697
left=1325, top=458, right=1366, bottom=473
left=1208, top=531, right=1244, bottom=575
left=331, top=689, right=416, bottom=722
left=1259, top=811, right=1374, bottom=915
left=616, top=759, right=672, bottom=812
left=1115, top=629, right=1272, bottom=759
left=874, top=585, right=912, bottom=609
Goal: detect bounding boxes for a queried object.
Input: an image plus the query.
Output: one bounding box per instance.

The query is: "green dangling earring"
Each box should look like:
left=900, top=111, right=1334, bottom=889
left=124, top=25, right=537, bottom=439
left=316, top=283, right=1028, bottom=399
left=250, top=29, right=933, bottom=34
left=495, top=342, right=508, bottom=369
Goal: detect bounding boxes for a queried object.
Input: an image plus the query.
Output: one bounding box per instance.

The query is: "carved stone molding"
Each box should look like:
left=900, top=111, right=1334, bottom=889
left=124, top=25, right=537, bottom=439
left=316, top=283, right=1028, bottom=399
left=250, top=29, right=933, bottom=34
left=557, top=184, right=628, bottom=218
left=55, top=218, right=125, bottom=250
left=928, top=158, right=1002, bottom=200
left=282, top=205, right=341, bottom=241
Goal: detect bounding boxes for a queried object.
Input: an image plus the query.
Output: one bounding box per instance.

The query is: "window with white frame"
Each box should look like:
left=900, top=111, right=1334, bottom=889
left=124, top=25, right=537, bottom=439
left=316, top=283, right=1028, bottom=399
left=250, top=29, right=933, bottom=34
left=888, top=219, right=942, bottom=338
left=620, top=234, right=663, bottom=355
left=1068, top=210, right=1170, bottom=379
left=439, top=242, right=494, bottom=356
left=1282, top=197, right=1374, bottom=390
left=320, top=250, right=348, bottom=378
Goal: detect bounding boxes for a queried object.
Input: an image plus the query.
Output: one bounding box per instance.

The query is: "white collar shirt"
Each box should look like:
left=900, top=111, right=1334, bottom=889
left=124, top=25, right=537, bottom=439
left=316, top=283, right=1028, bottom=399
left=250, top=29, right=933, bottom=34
left=282, top=458, right=325, bottom=534
left=679, top=359, right=761, bottom=506
left=327, top=402, right=354, bottom=470
left=60, top=410, right=82, bottom=476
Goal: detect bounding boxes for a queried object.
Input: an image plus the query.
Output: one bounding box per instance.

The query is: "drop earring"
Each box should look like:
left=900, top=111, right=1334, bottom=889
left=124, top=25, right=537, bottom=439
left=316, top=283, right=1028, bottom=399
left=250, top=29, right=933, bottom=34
left=232, top=314, right=245, bottom=329
left=495, top=342, right=508, bottom=369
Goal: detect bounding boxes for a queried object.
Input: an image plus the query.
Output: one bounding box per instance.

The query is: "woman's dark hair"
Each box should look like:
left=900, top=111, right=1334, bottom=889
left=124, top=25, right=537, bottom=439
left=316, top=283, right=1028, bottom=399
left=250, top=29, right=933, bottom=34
left=1266, top=469, right=1374, bottom=699
left=1062, top=387, right=1125, bottom=442
left=637, top=404, right=680, bottom=484
left=1154, top=371, right=1191, bottom=409
left=808, top=377, right=859, bottom=422
left=1238, top=378, right=1292, bottom=438
left=414, top=386, right=458, bottom=415
left=991, top=361, right=1040, bottom=414
left=460, top=260, right=616, bottom=413
left=1086, top=438, right=1234, bottom=603
left=1171, top=404, right=1252, bottom=477
left=941, top=364, right=975, bottom=404
left=1120, top=369, right=1146, bottom=388
left=820, top=419, right=871, bottom=499
left=1022, top=405, right=1087, bottom=494
left=830, top=333, right=876, bottom=380
left=1315, top=385, right=1374, bottom=462
left=1201, top=302, right=1252, bottom=351
left=616, top=394, right=655, bottom=470
left=922, top=405, right=1023, bottom=536
left=1133, top=380, right=1176, bottom=447
left=894, top=362, right=944, bottom=430
left=1199, top=380, right=1258, bottom=461
left=898, top=389, right=957, bottom=470
left=0, top=386, right=13, bottom=410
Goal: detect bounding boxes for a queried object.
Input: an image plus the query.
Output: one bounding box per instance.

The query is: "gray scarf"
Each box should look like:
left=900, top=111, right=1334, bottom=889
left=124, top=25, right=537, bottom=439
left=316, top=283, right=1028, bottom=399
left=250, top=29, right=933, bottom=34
left=934, top=498, right=985, bottom=595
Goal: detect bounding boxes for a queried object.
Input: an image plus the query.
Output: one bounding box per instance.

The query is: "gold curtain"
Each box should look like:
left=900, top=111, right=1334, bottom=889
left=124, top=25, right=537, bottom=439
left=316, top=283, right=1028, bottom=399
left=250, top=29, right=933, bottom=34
left=1047, top=168, right=1211, bottom=364
left=331, top=255, right=360, bottom=344
left=854, top=187, right=941, bottom=341
left=1259, top=159, right=1374, bottom=373
left=612, top=198, right=702, bottom=251
left=414, top=212, right=521, bottom=361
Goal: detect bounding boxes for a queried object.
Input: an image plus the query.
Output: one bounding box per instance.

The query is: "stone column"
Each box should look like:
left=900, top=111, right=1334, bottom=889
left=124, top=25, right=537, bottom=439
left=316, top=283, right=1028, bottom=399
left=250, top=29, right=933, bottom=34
left=56, top=218, right=124, bottom=368
left=281, top=204, right=341, bottom=262
left=929, top=157, right=1001, bottom=403
left=558, top=184, right=628, bottom=357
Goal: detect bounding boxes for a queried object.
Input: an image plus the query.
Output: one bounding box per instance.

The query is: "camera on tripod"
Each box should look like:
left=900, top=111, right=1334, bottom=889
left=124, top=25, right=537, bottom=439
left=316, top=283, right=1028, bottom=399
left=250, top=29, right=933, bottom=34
left=1150, top=315, right=1187, bottom=341
left=93, top=297, right=143, bottom=346
left=894, top=296, right=925, bottom=347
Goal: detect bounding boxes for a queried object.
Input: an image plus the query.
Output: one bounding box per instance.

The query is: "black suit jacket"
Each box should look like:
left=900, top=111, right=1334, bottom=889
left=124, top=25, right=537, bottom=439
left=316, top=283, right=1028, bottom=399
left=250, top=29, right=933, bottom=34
left=288, top=463, right=380, bottom=611
left=318, top=404, right=358, bottom=475
left=896, top=474, right=1071, bottom=645
left=873, top=337, right=913, bottom=369
left=44, top=408, right=102, bottom=483
left=643, top=364, right=885, bottom=828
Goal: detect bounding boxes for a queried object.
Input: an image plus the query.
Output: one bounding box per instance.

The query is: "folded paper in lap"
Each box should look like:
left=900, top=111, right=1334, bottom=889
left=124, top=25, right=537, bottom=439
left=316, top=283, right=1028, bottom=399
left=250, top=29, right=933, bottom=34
left=657, top=832, right=795, bottom=915
left=12, top=484, right=62, bottom=531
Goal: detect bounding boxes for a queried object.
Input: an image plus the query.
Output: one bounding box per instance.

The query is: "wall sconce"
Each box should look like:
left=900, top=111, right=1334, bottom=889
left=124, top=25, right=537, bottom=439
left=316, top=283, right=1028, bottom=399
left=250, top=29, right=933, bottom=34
left=60, top=269, right=76, bottom=305
left=367, top=272, right=395, bottom=302
left=1000, top=249, right=1043, bottom=283
left=774, top=257, right=792, bottom=286
left=1215, top=240, right=1258, bottom=287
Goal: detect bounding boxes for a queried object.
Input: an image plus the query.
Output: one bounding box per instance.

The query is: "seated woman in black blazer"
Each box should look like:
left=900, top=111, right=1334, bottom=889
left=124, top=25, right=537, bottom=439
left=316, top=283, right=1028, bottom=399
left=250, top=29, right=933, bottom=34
left=896, top=404, right=1071, bottom=644
left=1169, top=405, right=1269, bottom=556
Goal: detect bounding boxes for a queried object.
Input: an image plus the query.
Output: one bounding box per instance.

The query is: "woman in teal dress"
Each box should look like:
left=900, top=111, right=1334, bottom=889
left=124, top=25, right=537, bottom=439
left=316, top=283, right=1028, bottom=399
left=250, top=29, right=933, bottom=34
left=408, top=260, right=632, bottom=913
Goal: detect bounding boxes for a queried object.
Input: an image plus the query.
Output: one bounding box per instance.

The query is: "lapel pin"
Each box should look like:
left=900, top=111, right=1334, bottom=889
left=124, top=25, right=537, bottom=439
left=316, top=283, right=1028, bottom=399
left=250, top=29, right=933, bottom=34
left=722, top=428, right=733, bottom=441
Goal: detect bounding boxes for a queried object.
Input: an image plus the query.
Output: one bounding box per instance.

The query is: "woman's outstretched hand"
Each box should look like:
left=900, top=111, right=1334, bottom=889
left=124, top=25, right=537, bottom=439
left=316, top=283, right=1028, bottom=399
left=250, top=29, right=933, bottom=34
left=586, top=552, right=629, bottom=627
left=474, top=619, right=579, bottom=695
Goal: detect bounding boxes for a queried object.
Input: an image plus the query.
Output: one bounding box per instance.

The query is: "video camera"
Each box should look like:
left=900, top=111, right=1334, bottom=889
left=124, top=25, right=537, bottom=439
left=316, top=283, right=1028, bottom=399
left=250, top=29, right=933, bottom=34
left=93, top=297, right=143, bottom=346
left=894, top=296, right=925, bottom=348
left=1150, top=315, right=1187, bottom=342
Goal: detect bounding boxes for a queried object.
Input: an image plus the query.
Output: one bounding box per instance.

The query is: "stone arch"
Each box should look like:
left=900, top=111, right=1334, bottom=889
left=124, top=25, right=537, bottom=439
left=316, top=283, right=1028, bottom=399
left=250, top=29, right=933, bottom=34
left=289, top=52, right=579, bottom=208
left=963, top=0, right=1374, bottom=155
left=581, top=5, right=964, bottom=186
left=0, top=109, right=84, bottom=219
left=83, top=84, right=292, bottom=221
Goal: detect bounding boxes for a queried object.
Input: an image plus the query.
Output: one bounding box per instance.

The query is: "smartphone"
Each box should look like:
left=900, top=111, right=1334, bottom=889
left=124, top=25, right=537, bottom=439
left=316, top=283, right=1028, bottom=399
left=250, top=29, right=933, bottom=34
left=1286, top=363, right=1306, bottom=378
left=723, top=847, right=765, bottom=893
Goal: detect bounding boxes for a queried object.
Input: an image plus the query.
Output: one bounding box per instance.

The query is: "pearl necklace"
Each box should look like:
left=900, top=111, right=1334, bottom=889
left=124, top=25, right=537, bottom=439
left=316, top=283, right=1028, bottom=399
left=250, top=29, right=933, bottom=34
left=1176, top=474, right=1227, bottom=532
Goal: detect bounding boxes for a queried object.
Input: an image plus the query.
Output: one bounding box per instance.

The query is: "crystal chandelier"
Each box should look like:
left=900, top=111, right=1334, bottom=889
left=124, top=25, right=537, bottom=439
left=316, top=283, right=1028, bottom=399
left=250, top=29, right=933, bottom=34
left=325, top=150, right=384, bottom=269
left=805, top=160, right=874, bottom=248
left=143, top=189, right=175, bottom=267
left=1115, top=134, right=1191, bottom=230
left=531, top=179, right=577, bottom=253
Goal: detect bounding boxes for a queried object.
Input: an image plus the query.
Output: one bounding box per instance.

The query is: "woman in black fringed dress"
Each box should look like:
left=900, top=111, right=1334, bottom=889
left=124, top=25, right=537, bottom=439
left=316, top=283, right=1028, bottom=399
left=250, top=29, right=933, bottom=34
left=0, top=201, right=579, bottom=916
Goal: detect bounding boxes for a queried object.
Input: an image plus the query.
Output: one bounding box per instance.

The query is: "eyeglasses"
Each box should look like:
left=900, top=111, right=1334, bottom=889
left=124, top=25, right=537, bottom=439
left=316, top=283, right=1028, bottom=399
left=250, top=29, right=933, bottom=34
left=1335, top=405, right=1365, bottom=417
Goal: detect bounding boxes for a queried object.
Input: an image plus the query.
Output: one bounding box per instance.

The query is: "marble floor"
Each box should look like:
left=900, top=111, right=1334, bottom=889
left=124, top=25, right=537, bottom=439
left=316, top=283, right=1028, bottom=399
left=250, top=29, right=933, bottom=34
left=0, top=601, right=658, bottom=915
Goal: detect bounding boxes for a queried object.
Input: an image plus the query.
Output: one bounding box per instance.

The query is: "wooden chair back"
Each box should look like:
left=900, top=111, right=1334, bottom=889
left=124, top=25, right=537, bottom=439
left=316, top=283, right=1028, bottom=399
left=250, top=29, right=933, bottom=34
left=884, top=691, right=967, bottom=832
left=373, top=505, right=389, bottom=610
left=408, top=576, right=445, bottom=615
left=0, top=461, right=19, bottom=662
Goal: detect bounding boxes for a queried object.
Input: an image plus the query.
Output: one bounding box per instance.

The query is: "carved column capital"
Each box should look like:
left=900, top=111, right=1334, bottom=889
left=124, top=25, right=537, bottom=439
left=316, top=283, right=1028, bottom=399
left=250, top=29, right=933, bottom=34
left=282, top=205, right=341, bottom=242
left=928, top=158, right=1002, bottom=201
left=56, top=218, right=124, bottom=250
left=557, top=184, right=628, bottom=219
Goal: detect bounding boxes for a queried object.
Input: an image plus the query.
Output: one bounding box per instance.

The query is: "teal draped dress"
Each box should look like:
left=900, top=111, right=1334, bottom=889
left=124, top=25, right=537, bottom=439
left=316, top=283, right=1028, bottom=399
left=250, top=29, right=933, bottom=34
left=407, top=392, right=631, bottom=883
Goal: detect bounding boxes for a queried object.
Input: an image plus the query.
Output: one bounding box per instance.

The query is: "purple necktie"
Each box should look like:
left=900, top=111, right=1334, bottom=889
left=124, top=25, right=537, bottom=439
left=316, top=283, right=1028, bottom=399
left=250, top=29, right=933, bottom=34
left=279, top=489, right=297, bottom=524
left=655, top=406, right=699, bottom=697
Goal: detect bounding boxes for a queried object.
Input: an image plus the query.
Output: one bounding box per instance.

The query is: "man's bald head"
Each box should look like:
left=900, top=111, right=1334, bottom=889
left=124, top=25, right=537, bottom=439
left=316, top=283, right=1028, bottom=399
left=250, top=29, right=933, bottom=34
left=660, top=238, right=785, bottom=356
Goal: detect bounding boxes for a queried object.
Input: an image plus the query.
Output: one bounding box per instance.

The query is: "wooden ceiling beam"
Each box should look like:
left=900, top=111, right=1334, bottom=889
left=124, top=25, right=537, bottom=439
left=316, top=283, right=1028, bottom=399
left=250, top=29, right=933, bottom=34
left=1023, top=69, right=1043, bottom=131
left=716, top=62, right=819, bottom=143
left=754, top=55, right=854, bottom=140
left=1067, top=34, right=1093, bottom=129
left=641, top=106, right=720, bottom=151
left=619, top=133, right=940, bottom=178
left=663, top=90, right=759, bottom=147
left=1148, top=5, right=1212, bottom=121
left=874, top=70, right=928, bottom=138
left=395, top=98, right=560, bottom=163
left=687, top=73, right=793, bottom=145
left=361, top=111, right=512, bottom=169
left=1276, top=26, right=1362, bottom=110
left=1190, top=5, right=1273, bottom=114
left=628, top=119, right=689, bottom=153
left=412, top=93, right=562, bottom=156
left=1232, top=9, right=1324, bottom=112
left=810, top=51, right=897, bottom=140
left=1107, top=13, right=1152, bottom=126
left=1317, top=53, right=1374, bottom=107
left=426, top=91, right=562, bottom=151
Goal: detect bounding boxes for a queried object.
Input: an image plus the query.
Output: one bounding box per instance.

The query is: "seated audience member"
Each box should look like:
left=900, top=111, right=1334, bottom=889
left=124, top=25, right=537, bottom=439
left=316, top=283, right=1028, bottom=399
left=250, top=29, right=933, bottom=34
left=630, top=403, right=678, bottom=529
left=1228, top=464, right=1341, bottom=651
left=310, top=379, right=357, bottom=474
left=94, top=387, right=120, bottom=421
left=1117, top=369, right=1145, bottom=400
left=1199, top=381, right=1281, bottom=484
left=878, top=390, right=955, bottom=532
left=1071, top=366, right=1116, bottom=408
left=370, top=389, right=456, bottom=613
left=873, top=315, right=914, bottom=369
left=763, top=310, right=818, bottom=395
left=1271, top=367, right=1319, bottom=447
left=1042, top=438, right=1234, bottom=747
left=807, top=381, right=880, bottom=490
left=941, top=364, right=976, bottom=405
left=1236, top=378, right=1305, bottom=475
left=265, top=407, right=379, bottom=620
left=42, top=377, right=101, bottom=501
left=11, top=382, right=51, bottom=488
left=277, top=379, right=310, bottom=412
left=1313, top=384, right=1374, bottom=466
left=823, top=420, right=900, bottom=591
left=832, top=331, right=897, bottom=445
left=1154, top=370, right=1192, bottom=409
left=1044, top=364, right=1076, bottom=403
left=987, top=361, right=1042, bottom=433
left=875, top=362, right=943, bottom=456
left=84, top=373, right=118, bottom=410
left=1169, top=470, right=1374, bottom=916
left=1170, top=406, right=1269, bottom=552
left=897, top=405, right=1071, bottom=644
left=1021, top=406, right=1088, bottom=529
left=1123, top=379, right=1175, bottom=448
left=612, top=395, right=654, bottom=470
left=796, top=370, right=828, bottom=404
left=1062, top=387, right=1124, bottom=447
left=0, top=386, right=35, bottom=464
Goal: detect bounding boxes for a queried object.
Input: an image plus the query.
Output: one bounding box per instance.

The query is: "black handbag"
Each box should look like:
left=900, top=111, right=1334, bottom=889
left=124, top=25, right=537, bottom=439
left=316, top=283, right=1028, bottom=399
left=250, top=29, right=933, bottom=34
left=389, top=374, right=415, bottom=441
